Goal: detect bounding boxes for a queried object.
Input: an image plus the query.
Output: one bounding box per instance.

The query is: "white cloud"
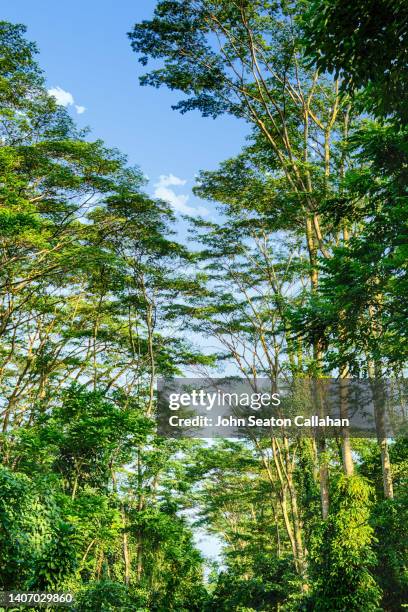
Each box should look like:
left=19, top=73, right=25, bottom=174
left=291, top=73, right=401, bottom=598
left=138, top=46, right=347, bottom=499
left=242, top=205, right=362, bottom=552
left=157, top=173, right=187, bottom=188
left=48, top=86, right=74, bottom=107
left=153, top=174, right=208, bottom=216
left=48, top=86, right=86, bottom=115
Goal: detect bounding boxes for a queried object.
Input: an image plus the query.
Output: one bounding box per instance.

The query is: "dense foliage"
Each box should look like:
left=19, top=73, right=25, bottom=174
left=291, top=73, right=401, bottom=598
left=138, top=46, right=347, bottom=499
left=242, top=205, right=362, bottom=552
left=0, top=2, right=407, bottom=610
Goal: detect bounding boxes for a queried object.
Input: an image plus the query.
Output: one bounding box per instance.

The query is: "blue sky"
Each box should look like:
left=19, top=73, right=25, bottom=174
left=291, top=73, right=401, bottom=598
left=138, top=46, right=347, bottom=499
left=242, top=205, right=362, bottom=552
left=3, top=0, right=248, bottom=217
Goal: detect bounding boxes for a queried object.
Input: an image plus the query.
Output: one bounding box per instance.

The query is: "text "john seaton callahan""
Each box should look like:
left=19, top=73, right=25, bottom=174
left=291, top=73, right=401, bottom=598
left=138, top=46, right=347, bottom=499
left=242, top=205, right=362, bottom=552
left=215, top=415, right=350, bottom=427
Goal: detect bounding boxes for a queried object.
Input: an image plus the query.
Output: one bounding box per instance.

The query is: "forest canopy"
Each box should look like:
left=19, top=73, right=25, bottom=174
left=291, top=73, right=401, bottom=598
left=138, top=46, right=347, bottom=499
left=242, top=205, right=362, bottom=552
left=0, top=1, right=407, bottom=610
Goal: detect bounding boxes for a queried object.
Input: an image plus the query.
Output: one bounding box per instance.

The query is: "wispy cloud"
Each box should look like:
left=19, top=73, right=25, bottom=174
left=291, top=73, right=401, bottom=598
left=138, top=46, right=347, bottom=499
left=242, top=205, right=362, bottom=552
left=154, top=174, right=208, bottom=216
left=48, top=86, right=86, bottom=115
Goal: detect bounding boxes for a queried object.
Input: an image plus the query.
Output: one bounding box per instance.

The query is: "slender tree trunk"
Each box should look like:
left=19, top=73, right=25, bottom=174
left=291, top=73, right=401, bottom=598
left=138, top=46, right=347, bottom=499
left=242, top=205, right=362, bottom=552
left=136, top=448, right=144, bottom=581
left=312, top=378, right=330, bottom=519
left=368, top=361, right=394, bottom=498
left=317, top=440, right=330, bottom=519
left=339, top=372, right=354, bottom=476
left=379, top=437, right=393, bottom=499
left=136, top=533, right=143, bottom=582
left=121, top=506, right=131, bottom=586
left=269, top=439, right=308, bottom=590
left=306, top=217, right=330, bottom=519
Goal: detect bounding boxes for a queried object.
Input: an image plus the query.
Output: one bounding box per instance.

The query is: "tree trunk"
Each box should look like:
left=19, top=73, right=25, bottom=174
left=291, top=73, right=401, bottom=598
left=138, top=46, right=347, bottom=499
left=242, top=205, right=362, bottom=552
left=312, top=379, right=330, bottom=519
left=339, top=374, right=354, bottom=476
left=368, top=361, right=394, bottom=499
left=121, top=507, right=131, bottom=586
left=318, top=440, right=330, bottom=519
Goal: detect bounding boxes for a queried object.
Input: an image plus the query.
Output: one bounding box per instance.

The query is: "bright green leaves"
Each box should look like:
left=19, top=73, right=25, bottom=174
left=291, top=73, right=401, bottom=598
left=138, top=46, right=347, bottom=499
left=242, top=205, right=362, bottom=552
left=0, top=466, right=76, bottom=591
left=309, top=475, right=382, bottom=611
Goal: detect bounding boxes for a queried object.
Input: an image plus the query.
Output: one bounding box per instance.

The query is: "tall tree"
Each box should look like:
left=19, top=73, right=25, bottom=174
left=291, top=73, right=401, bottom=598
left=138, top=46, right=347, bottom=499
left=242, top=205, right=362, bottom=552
left=0, top=21, right=208, bottom=608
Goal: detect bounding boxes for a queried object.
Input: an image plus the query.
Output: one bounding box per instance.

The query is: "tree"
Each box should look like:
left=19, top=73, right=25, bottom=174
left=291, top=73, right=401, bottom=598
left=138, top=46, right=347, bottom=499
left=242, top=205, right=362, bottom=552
left=1, top=9, right=407, bottom=611
left=0, top=21, right=208, bottom=607
left=130, top=0, right=369, bottom=520
left=303, top=0, right=408, bottom=122
left=309, top=475, right=382, bottom=611
left=301, top=0, right=408, bottom=501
